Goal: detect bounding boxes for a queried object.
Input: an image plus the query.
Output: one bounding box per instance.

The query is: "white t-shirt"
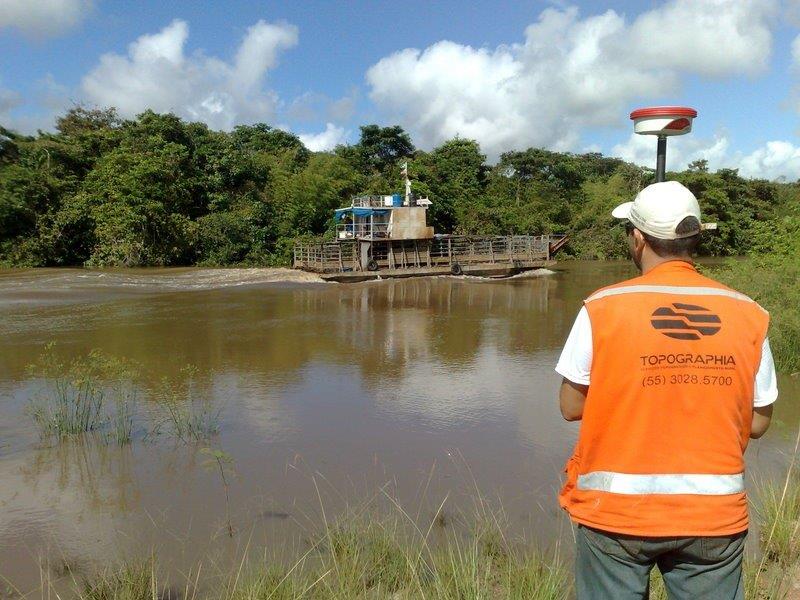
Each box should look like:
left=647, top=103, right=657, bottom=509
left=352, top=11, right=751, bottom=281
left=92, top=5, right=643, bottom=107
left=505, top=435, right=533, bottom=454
left=555, top=306, right=778, bottom=407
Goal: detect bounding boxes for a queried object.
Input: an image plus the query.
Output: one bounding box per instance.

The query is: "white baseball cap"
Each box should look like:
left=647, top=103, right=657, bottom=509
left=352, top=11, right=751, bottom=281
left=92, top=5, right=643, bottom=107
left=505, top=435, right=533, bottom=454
left=612, top=181, right=702, bottom=240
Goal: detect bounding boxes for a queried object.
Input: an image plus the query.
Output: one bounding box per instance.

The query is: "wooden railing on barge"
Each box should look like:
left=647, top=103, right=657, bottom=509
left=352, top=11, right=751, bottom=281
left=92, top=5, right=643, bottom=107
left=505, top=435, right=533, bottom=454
left=293, top=235, right=567, bottom=274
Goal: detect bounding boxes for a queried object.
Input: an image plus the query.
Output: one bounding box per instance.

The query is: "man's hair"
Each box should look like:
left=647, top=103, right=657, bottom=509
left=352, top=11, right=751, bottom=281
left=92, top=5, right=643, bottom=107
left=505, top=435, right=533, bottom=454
left=642, top=216, right=701, bottom=258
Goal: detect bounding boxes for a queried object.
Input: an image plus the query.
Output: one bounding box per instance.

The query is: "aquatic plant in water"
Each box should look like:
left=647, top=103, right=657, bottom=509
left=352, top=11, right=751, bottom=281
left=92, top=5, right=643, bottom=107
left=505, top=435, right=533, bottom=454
left=27, top=344, right=139, bottom=444
left=201, top=447, right=235, bottom=538
left=27, top=346, right=225, bottom=447
left=29, top=375, right=106, bottom=437
left=151, top=366, right=221, bottom=443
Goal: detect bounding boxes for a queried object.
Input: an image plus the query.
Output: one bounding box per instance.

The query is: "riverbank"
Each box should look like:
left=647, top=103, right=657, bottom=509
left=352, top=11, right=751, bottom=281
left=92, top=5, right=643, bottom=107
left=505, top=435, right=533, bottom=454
left=27, top=465, right=800, bottom=599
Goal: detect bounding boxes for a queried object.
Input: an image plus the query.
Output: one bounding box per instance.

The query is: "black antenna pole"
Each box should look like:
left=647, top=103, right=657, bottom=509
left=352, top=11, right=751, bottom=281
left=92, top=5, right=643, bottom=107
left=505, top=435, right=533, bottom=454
left=656, top=136, right=667, bottom=182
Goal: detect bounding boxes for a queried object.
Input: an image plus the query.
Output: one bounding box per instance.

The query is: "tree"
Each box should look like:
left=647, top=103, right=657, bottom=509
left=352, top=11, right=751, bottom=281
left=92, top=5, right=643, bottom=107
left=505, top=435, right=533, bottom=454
left=413, top=138, right=488, bottom=234
left=55, top=106, right=123, bottom=136
left=232, top=123, right=309, bottom=172
left=687, top=159, right=709, bottom=173
left=348, top=124, right=415, bottom=175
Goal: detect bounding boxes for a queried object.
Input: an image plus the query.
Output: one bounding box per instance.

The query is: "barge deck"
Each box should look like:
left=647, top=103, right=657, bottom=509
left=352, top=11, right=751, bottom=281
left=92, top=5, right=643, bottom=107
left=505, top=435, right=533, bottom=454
left=319, top=260, right=557, bottom=282
left=294, top=234, right=567, bottom=281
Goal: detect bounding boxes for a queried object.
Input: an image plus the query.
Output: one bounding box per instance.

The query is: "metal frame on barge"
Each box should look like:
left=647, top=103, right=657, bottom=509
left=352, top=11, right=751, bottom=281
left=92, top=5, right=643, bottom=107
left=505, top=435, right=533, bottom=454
left=294, top=234, right=567, bottom=282
left=292, top=163, right=569, bottom=282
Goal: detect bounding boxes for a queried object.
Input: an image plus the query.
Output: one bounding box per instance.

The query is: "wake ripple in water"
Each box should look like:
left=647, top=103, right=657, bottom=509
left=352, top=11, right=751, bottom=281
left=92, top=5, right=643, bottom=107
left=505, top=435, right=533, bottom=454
left=0, top=268, right=325, bottom=307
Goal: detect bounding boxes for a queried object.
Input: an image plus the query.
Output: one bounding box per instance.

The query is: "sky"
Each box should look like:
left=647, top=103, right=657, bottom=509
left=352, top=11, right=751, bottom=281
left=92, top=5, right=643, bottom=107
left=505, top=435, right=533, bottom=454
left=3, top=0, right=800, bottom=180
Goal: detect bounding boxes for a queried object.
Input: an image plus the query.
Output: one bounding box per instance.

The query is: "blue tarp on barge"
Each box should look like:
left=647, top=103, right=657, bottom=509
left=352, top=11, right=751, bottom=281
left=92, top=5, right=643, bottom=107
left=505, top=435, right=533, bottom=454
left=334, top=207, right=390, bottom=220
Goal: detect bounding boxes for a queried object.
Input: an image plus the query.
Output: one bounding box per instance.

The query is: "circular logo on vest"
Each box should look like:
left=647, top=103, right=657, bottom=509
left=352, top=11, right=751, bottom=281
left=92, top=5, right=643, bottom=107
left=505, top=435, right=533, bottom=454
left=650, top=302, right=722, bottom=340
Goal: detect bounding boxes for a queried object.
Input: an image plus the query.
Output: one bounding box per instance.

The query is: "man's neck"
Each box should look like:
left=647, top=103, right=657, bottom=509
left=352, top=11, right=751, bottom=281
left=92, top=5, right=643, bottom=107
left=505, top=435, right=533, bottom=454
left=640, top=253, right=693, bottom=275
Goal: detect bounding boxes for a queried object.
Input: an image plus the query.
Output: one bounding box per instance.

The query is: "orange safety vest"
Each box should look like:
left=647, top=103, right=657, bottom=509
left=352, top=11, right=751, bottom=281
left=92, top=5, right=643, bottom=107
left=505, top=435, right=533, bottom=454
left=559, top=260, right=769, bottom=537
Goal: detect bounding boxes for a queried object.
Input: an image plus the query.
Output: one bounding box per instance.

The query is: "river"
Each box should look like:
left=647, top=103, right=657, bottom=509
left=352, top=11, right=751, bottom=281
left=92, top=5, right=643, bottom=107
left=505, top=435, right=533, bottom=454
left=0, top=262, right=796, bottom=592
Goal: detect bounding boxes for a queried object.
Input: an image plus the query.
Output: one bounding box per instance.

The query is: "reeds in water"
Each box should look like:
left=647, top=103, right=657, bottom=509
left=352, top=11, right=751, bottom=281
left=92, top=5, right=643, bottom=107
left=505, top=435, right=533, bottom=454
left=151, top=367, right=221, bottom=443
left=27, top=346, right=222, bottom=446
left=27, top=345, right=138, bottom=444
left=29, top=376, right=106, bottom=437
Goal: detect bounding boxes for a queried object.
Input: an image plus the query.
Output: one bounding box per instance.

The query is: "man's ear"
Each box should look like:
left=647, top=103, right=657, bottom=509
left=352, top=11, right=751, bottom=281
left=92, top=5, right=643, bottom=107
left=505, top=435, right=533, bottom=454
left=633, top=229, right=646, bottom=252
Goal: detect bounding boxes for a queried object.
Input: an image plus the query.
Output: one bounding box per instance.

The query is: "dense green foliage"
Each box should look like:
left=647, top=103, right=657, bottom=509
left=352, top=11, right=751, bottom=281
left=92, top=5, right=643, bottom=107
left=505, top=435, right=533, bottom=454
left=0, top=107, right=795, bottom=267
left=713, top=184, right=800, bottom=374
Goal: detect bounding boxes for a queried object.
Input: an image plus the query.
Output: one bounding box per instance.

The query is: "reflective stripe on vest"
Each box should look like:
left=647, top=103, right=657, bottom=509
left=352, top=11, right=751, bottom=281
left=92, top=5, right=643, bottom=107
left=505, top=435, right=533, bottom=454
left=577, top=471, right=745, bottom=495
left=586, top=285, right=755, bottom=304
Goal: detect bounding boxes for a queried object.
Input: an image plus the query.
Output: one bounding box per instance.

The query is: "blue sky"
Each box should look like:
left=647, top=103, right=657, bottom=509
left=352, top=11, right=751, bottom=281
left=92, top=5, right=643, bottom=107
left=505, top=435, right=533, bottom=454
left=2, top=0, right=800, bottom=179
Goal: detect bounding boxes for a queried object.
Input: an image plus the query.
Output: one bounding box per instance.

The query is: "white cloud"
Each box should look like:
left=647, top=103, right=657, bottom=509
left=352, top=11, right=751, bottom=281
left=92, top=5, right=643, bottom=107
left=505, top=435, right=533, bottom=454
left=327, top=89, right=358, bottom=122
left=786, top=0, right=800, bottom=26
left=0, top=0, right=91, bottom=37
left=287, top=92, right=324, bottom=122
left=786, top=32, right=800, bottom=116
left=612, top=133, right=730, bottom=172
left=0, top=76, right=72, bottom=134
left=791, top=33, right=800, bottom=69
left=81, top=19, right=298, bottom=130
left=0, top=87, right=21, bottom=116
left=612, top=133, right=800, bottom=181
left=739, top=141, right=800, bottom=180
left=287, top=89, right=358, bottom=124
left=625, top=0, right=775, bottom=77
left=366, top=0, right=777, bottom=159
left=299, top=122, right=348, bottom=151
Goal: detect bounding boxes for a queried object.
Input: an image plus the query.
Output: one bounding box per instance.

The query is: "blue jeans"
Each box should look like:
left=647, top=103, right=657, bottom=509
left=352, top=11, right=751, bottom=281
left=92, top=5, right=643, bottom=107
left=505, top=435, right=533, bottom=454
left=575, top=524, right=746, bottom=599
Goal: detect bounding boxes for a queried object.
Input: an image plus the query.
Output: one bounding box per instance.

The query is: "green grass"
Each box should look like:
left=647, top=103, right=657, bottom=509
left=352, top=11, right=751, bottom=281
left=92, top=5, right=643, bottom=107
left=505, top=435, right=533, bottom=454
left=81, top=560, right=160, bottom=600
left=220, top=489, right=569, bottom=600
left=55, top=516, right=567, bottom=600
left=755, top=475, right=800, bottom=567
left=714, top=257, right=800, bottom=375
left=711, top=208, right=800, bottom=376
left=64, top=453, right=800, bottom=600
left=747, top=423, right=800, bottom=600
left=42, top=471, right=800, bottom=600
left=221, top=515, right=568, bottom=600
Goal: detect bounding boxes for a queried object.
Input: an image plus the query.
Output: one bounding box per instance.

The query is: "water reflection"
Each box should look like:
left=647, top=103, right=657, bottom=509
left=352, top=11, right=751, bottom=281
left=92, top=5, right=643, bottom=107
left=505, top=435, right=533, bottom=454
left=0, top=275, right=561, bottom=390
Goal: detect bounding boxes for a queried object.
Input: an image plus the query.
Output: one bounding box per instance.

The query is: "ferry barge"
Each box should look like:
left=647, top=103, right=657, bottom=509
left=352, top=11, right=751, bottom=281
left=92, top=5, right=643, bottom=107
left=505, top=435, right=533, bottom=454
left=293, top=166, right=568, bottom=283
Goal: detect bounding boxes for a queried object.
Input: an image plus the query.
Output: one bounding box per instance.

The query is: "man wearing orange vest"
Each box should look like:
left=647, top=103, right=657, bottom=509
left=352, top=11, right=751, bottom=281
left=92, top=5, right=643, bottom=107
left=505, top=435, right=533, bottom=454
left=555, top=181, right=777, bottom=599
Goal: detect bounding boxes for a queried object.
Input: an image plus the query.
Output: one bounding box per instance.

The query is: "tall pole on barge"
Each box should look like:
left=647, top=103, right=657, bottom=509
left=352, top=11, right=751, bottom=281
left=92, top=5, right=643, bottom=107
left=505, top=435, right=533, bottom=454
left=402, top=161, right=413, bottom=205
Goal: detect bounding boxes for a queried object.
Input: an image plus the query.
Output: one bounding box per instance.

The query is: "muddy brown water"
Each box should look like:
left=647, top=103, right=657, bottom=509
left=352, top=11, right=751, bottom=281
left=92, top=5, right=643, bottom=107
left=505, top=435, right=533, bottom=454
left=0, top=262, right=797, bottom=592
